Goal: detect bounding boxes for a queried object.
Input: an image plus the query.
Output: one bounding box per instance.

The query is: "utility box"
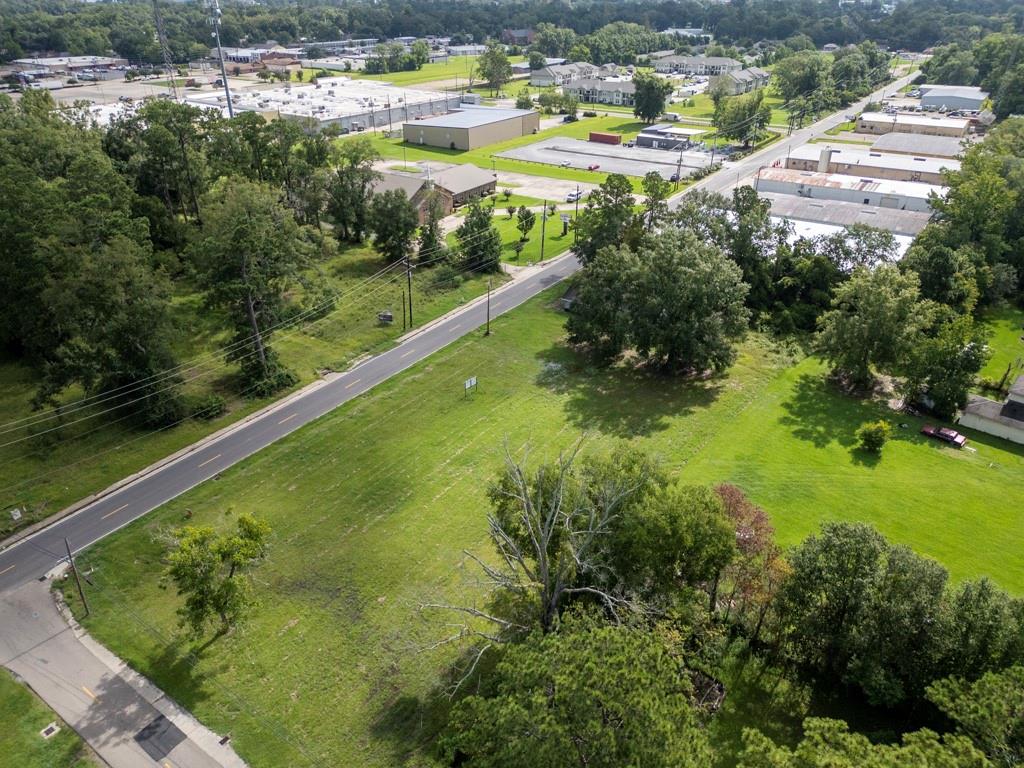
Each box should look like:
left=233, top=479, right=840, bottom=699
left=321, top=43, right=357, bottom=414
left=588, top=131, right=622, bottom=145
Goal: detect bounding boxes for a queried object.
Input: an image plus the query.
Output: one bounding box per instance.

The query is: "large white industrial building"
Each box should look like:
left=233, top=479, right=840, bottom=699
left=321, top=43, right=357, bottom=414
left=186, top=77, right=460, bottom=132
left=785, top=144, right=959, bottom=185
left=756, top=167, right=941, bottom=212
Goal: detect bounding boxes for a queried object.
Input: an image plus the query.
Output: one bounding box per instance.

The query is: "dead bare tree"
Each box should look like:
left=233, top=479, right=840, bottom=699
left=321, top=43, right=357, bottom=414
left=422, top=439, right=650, bottom=650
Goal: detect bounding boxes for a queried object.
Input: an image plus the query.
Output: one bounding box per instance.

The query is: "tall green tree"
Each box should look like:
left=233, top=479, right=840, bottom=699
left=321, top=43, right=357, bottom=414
left=166, top=514, right=271, bottom=638
left=515, top=205, right=536, bottom=241
left=454, top=200, right=502, bottom=272
left=928, top=666, right=1024, bottom=768
left=440, top=613, right=713, bottom=768
left=369, top=188, right=419, bottom=264
left=326, top=137, right=380, bottom=243
left=816, top=265, right=930, bottom=390
left=476, top=39, right=512, bottom=95
left=739, top=717, right=992, bottom=768
left=713, top=89, right=772, bottom=145
left=901, top=315, right=989, bottom=419
left=193, top=177, right=314, bottom=395
left=417, top=191, right=445, bottom=263
left=574, top=173, right=636, bottom=264
left=568, top=229, right=750, bottom=373
left=632, top=71, right=674, bottom=123
left=641, top=171, right=672, bottom=229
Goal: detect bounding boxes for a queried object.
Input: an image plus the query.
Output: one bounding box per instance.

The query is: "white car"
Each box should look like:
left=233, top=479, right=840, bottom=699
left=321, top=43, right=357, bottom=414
left=566, top=190, right=583, bottom=203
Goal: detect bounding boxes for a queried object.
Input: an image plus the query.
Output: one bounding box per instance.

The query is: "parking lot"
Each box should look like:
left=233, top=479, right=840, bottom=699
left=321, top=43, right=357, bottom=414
left=498, top=137, right=713, bottom=180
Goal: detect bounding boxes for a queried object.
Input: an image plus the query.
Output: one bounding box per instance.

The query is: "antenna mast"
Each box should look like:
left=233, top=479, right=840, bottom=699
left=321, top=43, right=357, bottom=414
left=152, top=0, right=178, bottom=101
left=207, top=0, right=234, bottom=117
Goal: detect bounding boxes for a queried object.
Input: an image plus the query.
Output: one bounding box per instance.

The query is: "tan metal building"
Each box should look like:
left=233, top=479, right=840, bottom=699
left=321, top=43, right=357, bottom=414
left=403, top=106, right=540, bottom=150
left=785, top=145, right=958, bottom=185
left=855, top=111, right=970, bottom=138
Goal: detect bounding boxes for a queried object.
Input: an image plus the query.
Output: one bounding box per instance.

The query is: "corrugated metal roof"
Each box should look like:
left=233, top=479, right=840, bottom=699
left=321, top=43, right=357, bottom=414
left=789, top=144, right=959, bottom=174
left=431, top=163, right=495, bottom=195
left=870, top=133, right=965, bottom=158
left=859, top=111, right=970, bottom=130
left=758, top=167, right=943, bottom=198
left=760, top=192, right=932, bottom=235
left=408, top=107, right=535, bottom=129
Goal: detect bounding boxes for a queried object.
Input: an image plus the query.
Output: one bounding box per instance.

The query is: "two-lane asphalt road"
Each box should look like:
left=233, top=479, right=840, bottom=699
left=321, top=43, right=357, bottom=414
left=0, top=255, right=580, bottom=595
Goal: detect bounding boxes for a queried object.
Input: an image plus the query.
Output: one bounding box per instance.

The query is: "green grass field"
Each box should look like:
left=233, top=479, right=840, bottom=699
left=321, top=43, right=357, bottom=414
left=358, top=114, right=650, bottom=189
left=298, top=55, right=525, bottom=88
left=0, top=245, right=497, bottom=538
left=979, top=305, right=1024, bottom=383
left=70, top=291, right=1024, bottom=768
left=449, top=205, right=577, bottom=264
left=0, top=671, right=95, bottom=768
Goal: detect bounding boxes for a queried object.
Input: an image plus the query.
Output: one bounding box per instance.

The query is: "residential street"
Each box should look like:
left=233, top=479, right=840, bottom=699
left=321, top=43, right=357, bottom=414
left=0, top=579, right=245, bottom=768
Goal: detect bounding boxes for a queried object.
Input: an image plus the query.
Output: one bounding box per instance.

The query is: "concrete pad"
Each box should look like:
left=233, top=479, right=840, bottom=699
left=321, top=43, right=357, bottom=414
left=498, top=136, right=713, bottom=179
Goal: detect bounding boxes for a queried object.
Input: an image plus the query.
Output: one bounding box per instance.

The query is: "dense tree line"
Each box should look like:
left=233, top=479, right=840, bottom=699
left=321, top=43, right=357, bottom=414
left=0, top=91, right=498, bottom=428
left=430, top=442, right=1024, bottom=767
left=921, top=32, right=1024, bottom=119
left=2, top=0, right=1023, bottom=65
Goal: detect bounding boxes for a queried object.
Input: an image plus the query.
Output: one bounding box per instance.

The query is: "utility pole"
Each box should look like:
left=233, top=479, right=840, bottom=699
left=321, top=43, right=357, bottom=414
left=401, top=288, right=406, bottom=330
left=539, top=199, right=547, bottom=262
left=573, top=186, right=580, bottom=246
left=65, top=538, right=89, bottom=618
left=405, top=252, right=413, bottom=327
left=485, top=279, right=491, bottom=336
left=207, top=0, right=233, bottom=118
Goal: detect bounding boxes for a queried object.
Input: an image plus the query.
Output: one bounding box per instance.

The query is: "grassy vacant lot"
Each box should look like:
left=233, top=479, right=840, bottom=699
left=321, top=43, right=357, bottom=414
left=359, top=114, right=649, bottom=189
left=0, top=245, right=496, bottom=538
left=449, top=205, right=577, bottom=265
left=672, top=92, right=792, bottom=127
left=298, top=55, right=525, bottom=88
left=979, top=305, right=1024, bottom=383
left=0, top=671, right=95, bottom=768
left=72, top=291, right=1024, bottom=768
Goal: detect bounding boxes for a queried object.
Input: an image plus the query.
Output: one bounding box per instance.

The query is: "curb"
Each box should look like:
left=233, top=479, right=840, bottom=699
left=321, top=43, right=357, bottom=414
left=50, top=578, right=248, bottom=768
left=0, top=376, right=334, bottom=555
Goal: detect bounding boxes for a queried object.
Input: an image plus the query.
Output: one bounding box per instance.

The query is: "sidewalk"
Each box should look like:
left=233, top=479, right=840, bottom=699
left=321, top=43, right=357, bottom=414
left=0, top=577, right=246, bottom=768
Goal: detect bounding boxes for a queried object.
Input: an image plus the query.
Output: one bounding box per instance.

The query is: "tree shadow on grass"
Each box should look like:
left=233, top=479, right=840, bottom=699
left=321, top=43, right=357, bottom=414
left=144, top=637, right=220, bottom=712
left=535, top=342, right=726, bottom=439
left=368, top=642, right=500, bottom=767
left=779, top=373, right=869, bottom=450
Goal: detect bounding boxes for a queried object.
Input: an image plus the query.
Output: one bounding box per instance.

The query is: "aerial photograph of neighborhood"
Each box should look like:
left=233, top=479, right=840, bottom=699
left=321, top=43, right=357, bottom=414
left=0, top=0, right=1021, bottom=765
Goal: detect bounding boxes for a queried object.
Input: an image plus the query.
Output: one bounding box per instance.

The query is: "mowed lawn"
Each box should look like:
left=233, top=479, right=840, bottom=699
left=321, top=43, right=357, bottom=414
left=72, top=291, right=1024, bottom=768
left=0, top=245, right=497, bottom=538
left=0, top=670, right=96, bottom=768
left=298, top=55, right=524, bottom=88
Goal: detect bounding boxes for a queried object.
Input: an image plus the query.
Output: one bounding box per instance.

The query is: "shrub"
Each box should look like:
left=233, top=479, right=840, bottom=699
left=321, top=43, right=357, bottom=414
left=582, top=110, right=598, bottom=117
left=188, top=394, right=227, bottom=421
left=856, top=420, right=891, bottom=453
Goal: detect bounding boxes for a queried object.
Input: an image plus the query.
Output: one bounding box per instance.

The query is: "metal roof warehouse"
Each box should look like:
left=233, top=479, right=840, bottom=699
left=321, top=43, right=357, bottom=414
left=403, top=106, right=539, bottom=150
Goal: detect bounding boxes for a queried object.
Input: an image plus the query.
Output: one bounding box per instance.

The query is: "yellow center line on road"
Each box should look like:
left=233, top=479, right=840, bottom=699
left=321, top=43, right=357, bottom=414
left=0, top=565, right=14, bottom=576
left=101, top=503, right=129, bottom=521
left=197, top=454, right=221, bottom=468
left=344, top=378, right=362, bottom=389
left=400, top=349, right=416, bottom=359
left=81, top=686, right=96, bottom=700
left=277, top=413, right=297, bottom=425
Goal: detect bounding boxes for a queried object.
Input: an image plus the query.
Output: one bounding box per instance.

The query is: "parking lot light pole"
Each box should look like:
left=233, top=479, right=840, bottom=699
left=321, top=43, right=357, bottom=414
left=574, top=186, right=580, bottom=246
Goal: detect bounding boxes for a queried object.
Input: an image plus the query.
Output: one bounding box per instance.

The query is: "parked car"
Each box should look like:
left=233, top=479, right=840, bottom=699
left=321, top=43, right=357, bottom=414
left=566, top=190, right=581, bottom=202
left=669, top=173, right=681, bottom=182
left=921, top=425, right=968, bottom=448
left=587, top=163, right=600, bottom=171
left=560, top=159, right=571, bottom=167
